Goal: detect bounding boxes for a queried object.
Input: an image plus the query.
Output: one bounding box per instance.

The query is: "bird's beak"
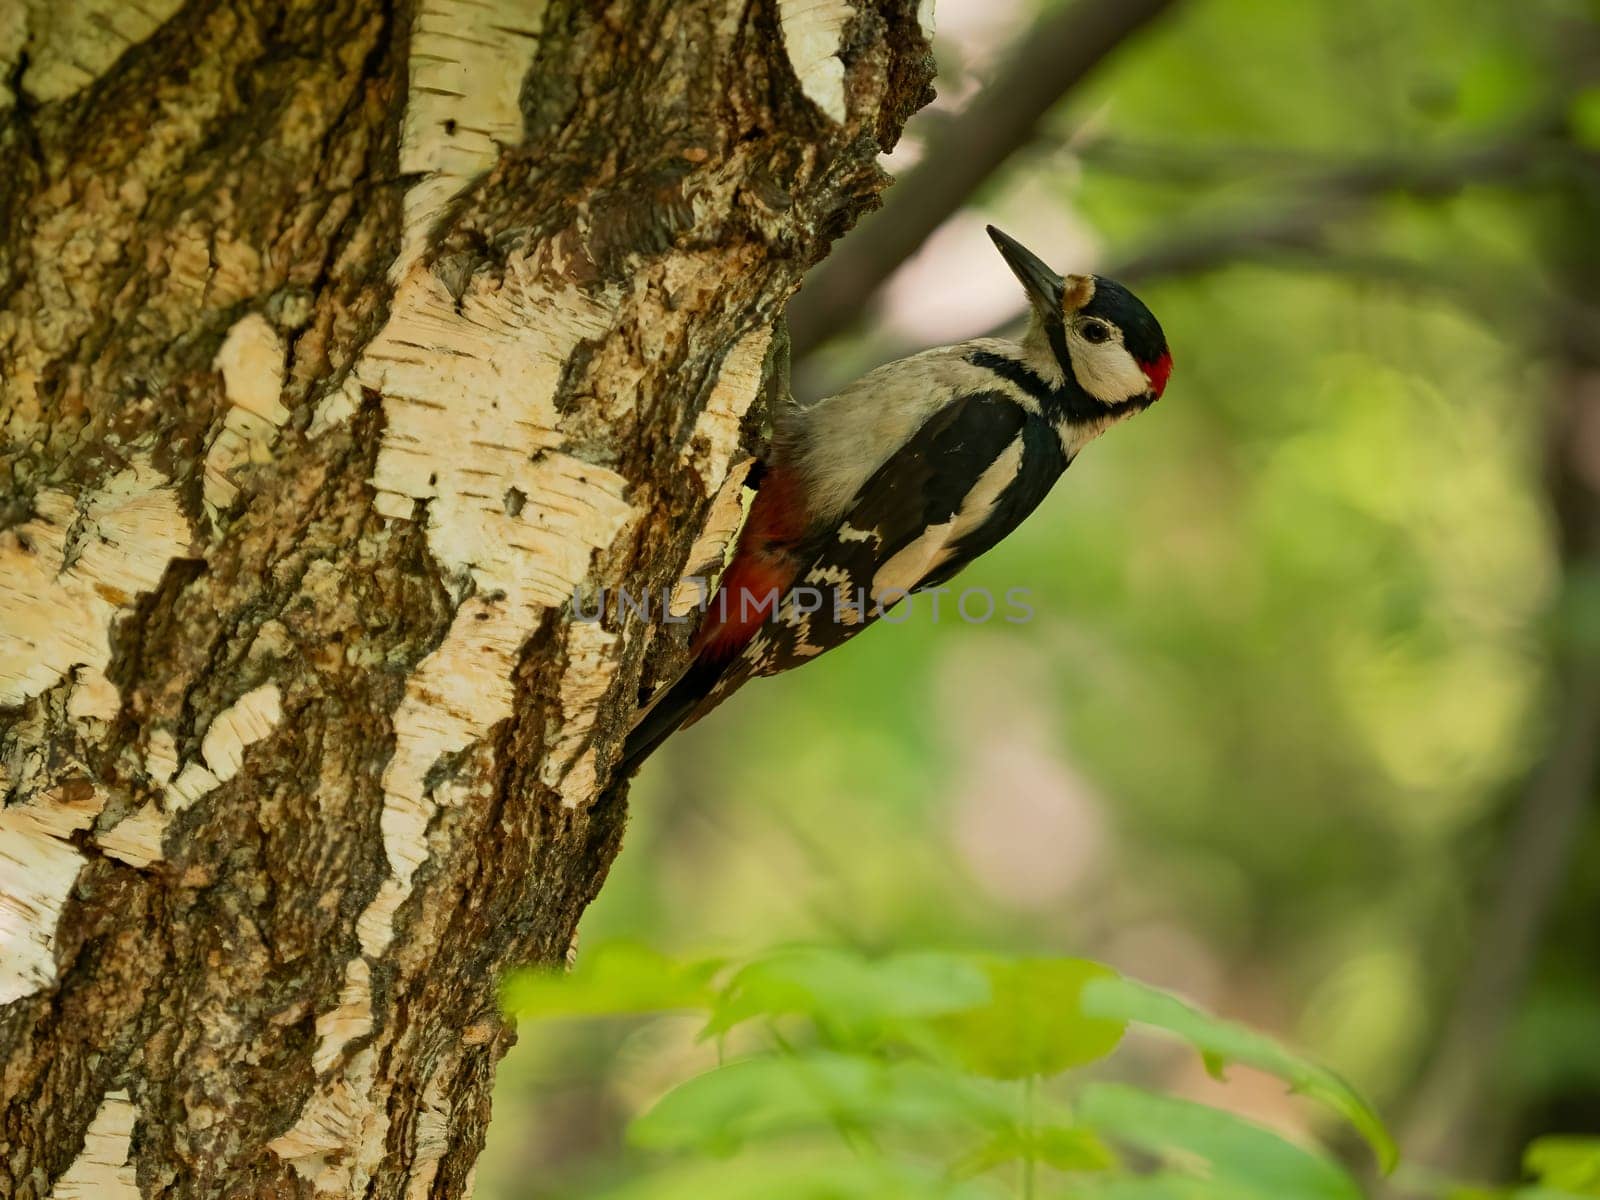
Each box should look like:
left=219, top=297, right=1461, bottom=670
left=987, top=225, right=1065, bottom=317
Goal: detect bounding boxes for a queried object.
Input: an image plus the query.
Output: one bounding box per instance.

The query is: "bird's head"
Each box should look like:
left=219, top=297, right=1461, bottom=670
left=988, top=225, right=1172, bottom=409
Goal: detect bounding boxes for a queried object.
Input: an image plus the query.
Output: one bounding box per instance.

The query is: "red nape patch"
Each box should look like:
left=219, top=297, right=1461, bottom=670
left=1142, top=350, right=1173, bottom=398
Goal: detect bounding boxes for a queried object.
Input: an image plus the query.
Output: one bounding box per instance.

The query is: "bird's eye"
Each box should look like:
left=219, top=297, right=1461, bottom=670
left=1080, top=321, right=1111, bottom=345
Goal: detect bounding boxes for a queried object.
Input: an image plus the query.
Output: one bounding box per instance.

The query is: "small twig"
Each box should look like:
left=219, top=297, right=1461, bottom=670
left=1022, top=1074, right=1038, bottom=1200
left=1113, top=123, right=1566, bottom=282
left=844, top=122, right=1584, bottom=360
left=1392, top=335, right=1600, bottom=1182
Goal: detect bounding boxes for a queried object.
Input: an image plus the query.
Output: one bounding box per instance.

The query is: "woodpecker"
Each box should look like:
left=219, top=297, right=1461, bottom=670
left=619, top=226, right=1171, bottom=775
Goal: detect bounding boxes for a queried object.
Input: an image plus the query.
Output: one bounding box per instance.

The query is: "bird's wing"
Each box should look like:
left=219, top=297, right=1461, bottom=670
left=683, top=391, right=1067, bottom=724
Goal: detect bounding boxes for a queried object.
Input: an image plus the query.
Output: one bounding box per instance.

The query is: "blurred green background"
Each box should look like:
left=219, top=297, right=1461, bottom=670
left=482, top=0, right=1600, bottom=1193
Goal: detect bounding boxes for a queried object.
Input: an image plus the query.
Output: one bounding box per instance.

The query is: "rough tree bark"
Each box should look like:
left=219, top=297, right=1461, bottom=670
left=0, top=2, right=933, bottom=1196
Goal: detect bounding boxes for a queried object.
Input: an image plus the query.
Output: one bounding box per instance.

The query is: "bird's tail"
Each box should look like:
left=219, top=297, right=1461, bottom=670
left=612, top=655, right=727, bottom=780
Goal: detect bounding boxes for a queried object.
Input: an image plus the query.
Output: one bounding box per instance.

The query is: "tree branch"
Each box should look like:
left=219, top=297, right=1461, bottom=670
left=1110, top=125, right=1567, bottom=282
left=1393, top=161, right=1600, bottom=1173
left=786, top=0, right=1181, bottom=357
left=854, top=122, right=1581, bottom=361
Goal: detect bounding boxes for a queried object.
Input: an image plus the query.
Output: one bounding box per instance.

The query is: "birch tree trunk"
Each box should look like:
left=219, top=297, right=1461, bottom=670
left=0, top=2, right=933, bottom=1195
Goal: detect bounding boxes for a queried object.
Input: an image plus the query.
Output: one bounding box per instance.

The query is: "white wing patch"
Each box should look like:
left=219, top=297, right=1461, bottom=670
left=871, top=519, right=955, bottom=602
left=870, top=435, right=1024, bottom=602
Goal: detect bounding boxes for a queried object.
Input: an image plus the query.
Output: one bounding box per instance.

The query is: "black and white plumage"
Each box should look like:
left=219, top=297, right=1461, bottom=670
left=618, top=226, right=1172, bottom=776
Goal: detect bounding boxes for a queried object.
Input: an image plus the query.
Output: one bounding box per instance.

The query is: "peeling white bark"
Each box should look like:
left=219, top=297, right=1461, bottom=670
left=200, top=682, right=284, bottom=781
left=94, top=684, right=282, bottom=869
left=144, top=729, right=178, bottom=784
left=542, top=621, right=620, bottom=808
left=396, top=0, right=547, bottom=277
left=352, top=262, right=633, bottom=959
left=205, top=312, right=290, bottom=513
left=670, top=457, right=756, bottom=618
left=266, top=1047, right=387, bottom=1194
left=308, top=376, right=363, bottom=437
left=681, top=326, right=771, bottom=495
left=659, top=321, right=769, bottom=637
left=274, top=13, right=652, bottom=1166
left=49, top=1088, right=139, bottom=1200
left=12, top=0, right=185, bottom=106
left=238, top=0, right=925, bottom=1179
left=0, top=784, right=104, bottom=1004
left=292, top=259, right=639, bottom=1181
left=363, top=270, right=626, bottom=556
left=312, top=958, right=373, bottom=1075
left=90, top=804, right=168, bottom=871
left=779, top=0, right=855, bottom=123
left=65, top=667, right=121, bottom=723
left=403, top=1068, right=453, bottom=1200
left=0, top=457, right=191, bottom=706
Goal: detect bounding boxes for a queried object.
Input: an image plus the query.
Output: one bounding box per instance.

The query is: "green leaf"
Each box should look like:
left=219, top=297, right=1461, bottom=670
left=703, top=948, right=991, bottom=1041
left=629, top=1051, right=1021, bottom=1153
left=1065, top=1174, right=1239, bottom=1200
left=1080, top=976, right=1396, bottom=1173
left=1570, top=87, right=1600, bottom=152
left=1079, top=1083, right=1363, bottom=1200
left=934, top=958, right=1125, bottom=1080
left=1525, top=1137, right=1600, bottom=1196
left=592, top=1152, right=1005, bottom=1200
left=501, top=942, right=721, bottom=1019
left=1400, top=1166, right=1593, bottom=1200
left=953, top=1125, right=1118, bottom=1178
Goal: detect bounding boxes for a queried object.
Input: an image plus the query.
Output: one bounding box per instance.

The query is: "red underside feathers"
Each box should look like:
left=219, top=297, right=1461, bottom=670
left=690, top=465, right=808, bottom=662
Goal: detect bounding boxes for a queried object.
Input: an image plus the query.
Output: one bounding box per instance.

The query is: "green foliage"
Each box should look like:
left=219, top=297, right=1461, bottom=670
left=504, top=944, right=1396, bottom=1198
left=935, top=959, right=1125, bottom=1080
left=1415, top=1135, right=1600, bottom=1200
left=954, top=1125, right=1117, bottom=1180
left=1080, top=978, right=1396, bottom=1170
left=629, top=1054, right=1022, bottom=1154
left=1522, top=1137, right=1600, bottom=1196
left=499, top=941, right=721, bottom=1018
left=1570, top=87, right=1600, bottom=150
left=1077, top=1085, right=1362, bottom=1200
left=588, top=1154, right=1002, bottom=1200
left=706, top=948, right=991, bottom=1042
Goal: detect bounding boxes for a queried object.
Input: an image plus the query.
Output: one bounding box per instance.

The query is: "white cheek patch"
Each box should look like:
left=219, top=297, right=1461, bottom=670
left=1067, top=331, right=1150, bottom=405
